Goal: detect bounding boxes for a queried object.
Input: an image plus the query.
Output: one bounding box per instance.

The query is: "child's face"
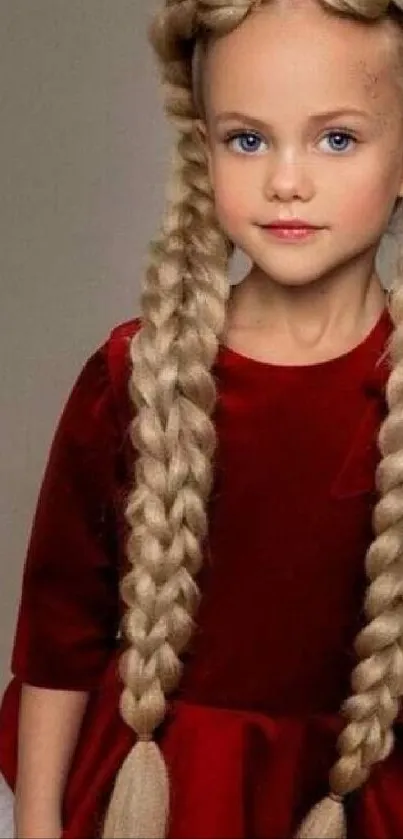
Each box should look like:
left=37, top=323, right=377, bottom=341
left=202, top=0, right=403, bottom=288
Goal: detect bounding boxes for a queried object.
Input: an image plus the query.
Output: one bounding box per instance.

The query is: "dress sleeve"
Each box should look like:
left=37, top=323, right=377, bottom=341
left=10, top=343, right=123, bottom=691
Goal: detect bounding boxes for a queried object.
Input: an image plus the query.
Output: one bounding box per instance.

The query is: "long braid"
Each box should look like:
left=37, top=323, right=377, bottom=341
left=296, top=247, right=403, bottom=838
left=100, top=3, right=232, bottom=837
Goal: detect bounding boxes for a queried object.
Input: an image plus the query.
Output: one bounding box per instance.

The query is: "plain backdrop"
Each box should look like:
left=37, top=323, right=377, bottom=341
left=0, top=1, right=397, bottom=693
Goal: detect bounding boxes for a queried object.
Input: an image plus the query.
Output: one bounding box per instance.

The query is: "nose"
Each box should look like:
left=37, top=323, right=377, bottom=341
left=263, top=151, right=314, bottom=202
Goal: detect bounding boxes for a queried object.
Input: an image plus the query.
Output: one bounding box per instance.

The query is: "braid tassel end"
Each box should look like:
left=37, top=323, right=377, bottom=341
left=294, top=794, right=347, bottom=839
left=101, top=739, right=169, bottom=839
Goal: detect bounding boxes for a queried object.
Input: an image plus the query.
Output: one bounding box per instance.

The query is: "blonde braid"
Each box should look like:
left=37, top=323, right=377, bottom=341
left=100, top=2, right=232, bottom=837
left=296, top=251, right=403, bottom=839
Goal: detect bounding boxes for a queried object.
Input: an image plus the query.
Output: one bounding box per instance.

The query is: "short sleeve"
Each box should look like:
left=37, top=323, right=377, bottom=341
left=10, top=344, right=122, bottom=690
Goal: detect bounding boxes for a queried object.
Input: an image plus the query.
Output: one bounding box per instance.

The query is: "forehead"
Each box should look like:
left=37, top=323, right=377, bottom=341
left=203, top=2, right=401, bottom=119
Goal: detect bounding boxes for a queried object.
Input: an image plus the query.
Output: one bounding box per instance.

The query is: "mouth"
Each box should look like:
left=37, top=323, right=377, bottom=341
left=263, top=219, right=322, bottom=229
left=260, top=224, right=322, bottom=241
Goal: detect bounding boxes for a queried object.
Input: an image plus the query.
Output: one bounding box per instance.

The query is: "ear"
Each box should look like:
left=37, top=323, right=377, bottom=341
left=195, top=118, right=214, bottom=187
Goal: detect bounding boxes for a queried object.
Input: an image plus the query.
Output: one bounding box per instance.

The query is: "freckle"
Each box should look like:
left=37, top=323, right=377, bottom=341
left=353, top=58, right=380, bottom=98
left=364, top=72, right=380, bottom=97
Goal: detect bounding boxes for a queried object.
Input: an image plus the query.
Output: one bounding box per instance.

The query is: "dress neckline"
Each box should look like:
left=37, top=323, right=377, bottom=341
left=218, top=305, right=392, bottom=375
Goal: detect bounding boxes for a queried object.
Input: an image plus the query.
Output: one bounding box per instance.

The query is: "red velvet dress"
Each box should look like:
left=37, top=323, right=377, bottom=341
left=1, top=307, right=403, bottom=839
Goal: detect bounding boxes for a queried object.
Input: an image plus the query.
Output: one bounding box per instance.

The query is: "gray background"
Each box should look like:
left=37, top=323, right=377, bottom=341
left=0, top=1, right=396, bottom=693
left=0, top=0, right=166, bottom=692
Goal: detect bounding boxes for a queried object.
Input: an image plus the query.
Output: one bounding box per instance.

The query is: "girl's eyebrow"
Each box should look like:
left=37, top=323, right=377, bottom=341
left=213, top=108, right=374, bottom=129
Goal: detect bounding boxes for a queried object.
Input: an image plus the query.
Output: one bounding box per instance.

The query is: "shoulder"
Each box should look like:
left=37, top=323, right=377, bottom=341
left=54, top=318, right=142, bottom=450
left=107, top=316, right=143, bottom=345
left=95, top=316, right=143, bottom=435
left=102, top=317, right=142, bottom=413
left=66, top=317, right=142, bottom=403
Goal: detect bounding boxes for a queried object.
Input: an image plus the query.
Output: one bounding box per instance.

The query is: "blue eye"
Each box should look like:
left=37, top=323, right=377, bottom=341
left=223, top=128, right=357, bottom=155
left=321, top=131, right=357, bottom=153
left=225, top=131, right=268, bottom=155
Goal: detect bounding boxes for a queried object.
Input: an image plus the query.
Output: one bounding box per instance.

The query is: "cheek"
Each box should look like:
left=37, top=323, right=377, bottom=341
left=325, top=160, right=398, bottom=230
left=211, top=158, right=258, bottom=230
left=214, top=184, right=242, bottom=228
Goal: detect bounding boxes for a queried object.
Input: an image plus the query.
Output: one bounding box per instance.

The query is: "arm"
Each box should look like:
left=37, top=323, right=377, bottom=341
left=9, top=346, right=123, bottom=836
left=15, top=685, right=89, bottom=838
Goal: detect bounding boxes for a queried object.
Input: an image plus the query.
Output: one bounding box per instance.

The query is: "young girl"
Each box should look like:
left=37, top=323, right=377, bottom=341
left=1, top=0, right=403, bottom=836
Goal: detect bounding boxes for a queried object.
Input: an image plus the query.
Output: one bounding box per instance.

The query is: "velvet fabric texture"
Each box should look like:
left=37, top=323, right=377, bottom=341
left=1, top=307, right=403, bottom=838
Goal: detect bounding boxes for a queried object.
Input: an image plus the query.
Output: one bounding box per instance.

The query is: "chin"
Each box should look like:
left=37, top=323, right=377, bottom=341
left=251, top=262, right=329, bottom=288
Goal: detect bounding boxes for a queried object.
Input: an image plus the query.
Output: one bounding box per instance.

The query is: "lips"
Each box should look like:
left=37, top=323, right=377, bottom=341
left=260, top=223, right=321, bottom=241
left=264, top=221, right=319, bottom=229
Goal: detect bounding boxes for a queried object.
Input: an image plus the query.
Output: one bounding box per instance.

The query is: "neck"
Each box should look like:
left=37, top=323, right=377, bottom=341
left=227, top=260, right=387, bottom=353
